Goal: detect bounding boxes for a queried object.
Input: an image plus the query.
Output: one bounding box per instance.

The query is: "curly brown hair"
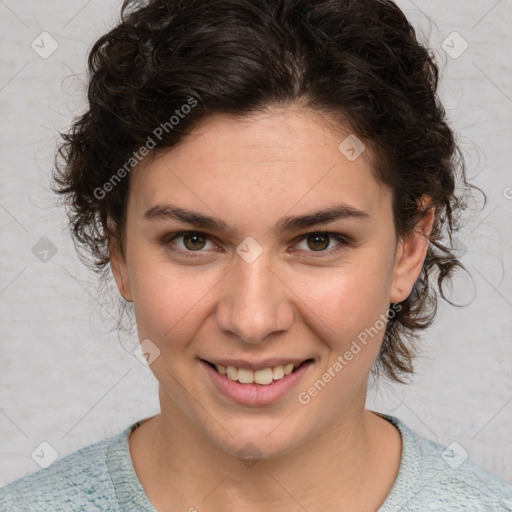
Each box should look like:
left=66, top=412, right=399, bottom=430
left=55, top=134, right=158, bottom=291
left=52, top=0, right=477, bottom=383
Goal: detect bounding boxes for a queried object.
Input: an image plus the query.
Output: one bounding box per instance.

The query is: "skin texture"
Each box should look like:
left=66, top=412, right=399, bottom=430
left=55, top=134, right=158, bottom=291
left=110, top=106, right=434, bottom=511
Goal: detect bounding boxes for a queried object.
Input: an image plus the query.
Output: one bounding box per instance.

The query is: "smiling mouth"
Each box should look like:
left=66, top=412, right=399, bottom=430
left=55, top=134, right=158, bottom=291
left=202, top=359, right=313, bottom=386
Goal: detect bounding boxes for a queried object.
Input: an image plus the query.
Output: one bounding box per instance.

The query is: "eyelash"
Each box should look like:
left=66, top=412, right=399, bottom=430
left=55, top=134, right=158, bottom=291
left=162, top=231, right=350, bottom=259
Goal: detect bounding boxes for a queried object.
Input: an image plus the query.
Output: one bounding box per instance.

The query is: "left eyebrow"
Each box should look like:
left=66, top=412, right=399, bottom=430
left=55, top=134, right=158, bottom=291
left=143, top=202, right=370, bottom=236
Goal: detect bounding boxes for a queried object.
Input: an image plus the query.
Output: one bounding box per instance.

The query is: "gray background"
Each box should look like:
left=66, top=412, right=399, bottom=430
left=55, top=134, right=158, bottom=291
left=1, top=0, right=511, bottom=486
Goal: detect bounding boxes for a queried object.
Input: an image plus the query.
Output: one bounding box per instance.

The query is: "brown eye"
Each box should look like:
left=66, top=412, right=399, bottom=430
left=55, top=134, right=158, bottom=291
left=163, top=231, right=218, bottom=258
left=182, top=233, right=207, bottom=250
left=306, top=233, right=330, bottom=251
left=293, top=232, right=349, bottom=258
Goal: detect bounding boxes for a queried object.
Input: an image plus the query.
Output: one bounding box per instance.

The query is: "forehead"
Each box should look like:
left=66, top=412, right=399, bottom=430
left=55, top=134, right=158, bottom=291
left=128, top=108, right=391, bottom=227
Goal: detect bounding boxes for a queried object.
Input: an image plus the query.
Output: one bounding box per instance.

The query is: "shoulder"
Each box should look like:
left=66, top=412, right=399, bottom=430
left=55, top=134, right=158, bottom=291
left=376, top=412, right=512, bottom=512
left=410, top=432, right=512, bottom=511
left=0, top=424, right=134, bottom=512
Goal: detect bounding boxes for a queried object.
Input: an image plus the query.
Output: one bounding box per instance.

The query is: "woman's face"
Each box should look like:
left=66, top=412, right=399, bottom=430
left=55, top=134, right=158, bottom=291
left=111, top=107, right=427, bottom=458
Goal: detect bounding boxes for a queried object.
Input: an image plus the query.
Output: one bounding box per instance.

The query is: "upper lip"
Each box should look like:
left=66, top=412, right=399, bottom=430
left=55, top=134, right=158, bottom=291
left=201, top=358, right=313, bottom=371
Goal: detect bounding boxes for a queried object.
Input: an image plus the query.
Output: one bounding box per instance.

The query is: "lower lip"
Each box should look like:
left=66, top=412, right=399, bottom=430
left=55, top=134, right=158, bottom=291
left=200, top=360, right=313, bottom=406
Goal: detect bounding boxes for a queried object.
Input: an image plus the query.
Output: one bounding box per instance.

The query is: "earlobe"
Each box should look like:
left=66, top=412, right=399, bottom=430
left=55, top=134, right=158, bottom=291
left=109, top=239, right=133, bottom=302
left=390, top=197, right=435, bottom=304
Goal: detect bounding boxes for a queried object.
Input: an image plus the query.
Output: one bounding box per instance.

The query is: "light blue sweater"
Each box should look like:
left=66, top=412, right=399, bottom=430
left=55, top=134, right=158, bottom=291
left=1, top=413, right=511, bottom=511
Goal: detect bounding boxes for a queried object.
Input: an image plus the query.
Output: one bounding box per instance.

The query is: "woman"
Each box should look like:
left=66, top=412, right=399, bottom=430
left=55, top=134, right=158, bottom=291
left=1, top=0, right=511, bottom=510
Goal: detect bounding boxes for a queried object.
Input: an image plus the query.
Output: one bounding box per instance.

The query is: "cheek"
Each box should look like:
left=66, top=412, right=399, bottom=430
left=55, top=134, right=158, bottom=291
left=291, top=262, right=394, bottom=412
left=129, top=259, right=220, bottom=348
left=295, top=257, right=394, bottom=342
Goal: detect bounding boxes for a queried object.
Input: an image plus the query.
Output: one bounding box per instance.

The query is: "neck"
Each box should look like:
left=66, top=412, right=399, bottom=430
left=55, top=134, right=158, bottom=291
left=129, top=387, right=401, bottom=511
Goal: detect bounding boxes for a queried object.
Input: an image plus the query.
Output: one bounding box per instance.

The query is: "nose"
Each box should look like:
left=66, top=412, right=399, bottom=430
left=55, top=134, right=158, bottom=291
left=215, top=253, right=294, bottom=344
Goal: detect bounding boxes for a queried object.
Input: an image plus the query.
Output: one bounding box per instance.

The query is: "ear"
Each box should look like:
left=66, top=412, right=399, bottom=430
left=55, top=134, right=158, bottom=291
left=109, top=237, right=133, bottom=302
left=390, top=196, right=435, bottom=303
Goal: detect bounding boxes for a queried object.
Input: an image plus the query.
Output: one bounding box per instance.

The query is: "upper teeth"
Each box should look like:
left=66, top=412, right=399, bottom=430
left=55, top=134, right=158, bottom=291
left=216, top=363, right=299, bottom=385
